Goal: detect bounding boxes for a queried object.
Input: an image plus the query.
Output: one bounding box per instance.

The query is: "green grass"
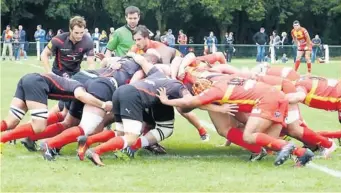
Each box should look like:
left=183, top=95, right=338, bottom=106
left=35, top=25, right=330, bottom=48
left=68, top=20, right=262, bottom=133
left=1, top=58, right=341, bottom=192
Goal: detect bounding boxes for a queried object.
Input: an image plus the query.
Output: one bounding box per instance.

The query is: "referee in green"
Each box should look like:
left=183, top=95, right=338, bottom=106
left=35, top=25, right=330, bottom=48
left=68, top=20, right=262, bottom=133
left=105, top=6, right=140, bottom=57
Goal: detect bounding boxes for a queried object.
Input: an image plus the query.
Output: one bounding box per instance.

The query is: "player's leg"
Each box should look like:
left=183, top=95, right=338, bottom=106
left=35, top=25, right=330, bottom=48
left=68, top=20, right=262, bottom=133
left=294, top=50, right=304, bottom=71
left=177, top=108, right=209, bottom=141
left=304, top=50, right=312, bottom=74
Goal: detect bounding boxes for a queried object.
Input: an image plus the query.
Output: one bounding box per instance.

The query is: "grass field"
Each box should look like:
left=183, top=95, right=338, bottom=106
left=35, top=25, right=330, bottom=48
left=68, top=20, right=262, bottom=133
left=1, top=58, right=341, bottom=192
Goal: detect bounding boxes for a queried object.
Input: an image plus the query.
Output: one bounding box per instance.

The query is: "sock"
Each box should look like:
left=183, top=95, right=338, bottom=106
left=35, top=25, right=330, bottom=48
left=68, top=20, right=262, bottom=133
left=1, top=123, right=34, bottom=143
left=29, top=123, right=65, bottom=141
left=47, top=112, right=64, bottom=125
left=226, top=128, right=262, bottom=153
left=294, top=61, right=301, bottom=71
left=1, top=120, right=8, bottom=132
left=317, top=131, right=341, bottom=139
left=94, top=136, right=126, bottom=155
left=86, top=130, right=116, bottom=146
left=130, top=136, right=149, bottom=151
left=293, top=147, right=307, bottom=157
left=307, top=62, right=312, bottom=73
left=197, top=127, right=207, bottom=136
left=255, top=133, right=287, bottom=151
left=338, top=111, right=341, bottom=124
left=301, top=126, right=332, bottom=148
left=47, top=126, right=84, bottom=149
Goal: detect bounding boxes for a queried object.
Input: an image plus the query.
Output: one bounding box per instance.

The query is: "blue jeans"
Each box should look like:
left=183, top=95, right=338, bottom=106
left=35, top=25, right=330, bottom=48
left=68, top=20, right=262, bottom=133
left=16, top=43, right=27, bottom=59
left=256, top=45, right=265, bottom=62
left=179, top=45, right=187, bottom=55
left=311, top=47, right=319, bottom=63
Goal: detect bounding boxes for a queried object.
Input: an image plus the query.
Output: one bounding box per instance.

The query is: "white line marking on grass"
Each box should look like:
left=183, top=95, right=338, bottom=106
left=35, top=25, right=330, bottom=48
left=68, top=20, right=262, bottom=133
left=307, top=162, right=341, bottom=178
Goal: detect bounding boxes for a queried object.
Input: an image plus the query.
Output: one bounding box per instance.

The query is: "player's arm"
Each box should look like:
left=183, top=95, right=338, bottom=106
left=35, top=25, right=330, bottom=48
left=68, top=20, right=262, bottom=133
left=303, top=28, right=312, bottom=48
left=285, top=86, right=307, bottom=104
left=209, top=64, right=240, bottom=74
left=130, top=70, right=145, bottom=83
left=105, top=31, right=119, bottom=57
left=74, top=87, right=112, bottom=112
left=85, top=47, right=95, bottom=70
left=157, top=86, right=223, bottom=112
left=170, top=56, right=183, bottom=79
left=177, top=52, right=196, bottom=79
left=291, top=30, right=299, bottom=46
left=127, top=52, right=154, bottom=74
left=100, top=57, right=121, bottom=68
left=41, top=38, right=61, bottom=73
left=199, top=103, right=238, bottom=115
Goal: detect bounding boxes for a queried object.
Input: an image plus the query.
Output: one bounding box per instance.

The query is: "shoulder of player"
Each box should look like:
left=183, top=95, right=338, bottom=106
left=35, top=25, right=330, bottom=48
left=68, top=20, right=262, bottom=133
left=51, top=33, right=68, bottom=45
left=115, top=26, right=130, bottom=34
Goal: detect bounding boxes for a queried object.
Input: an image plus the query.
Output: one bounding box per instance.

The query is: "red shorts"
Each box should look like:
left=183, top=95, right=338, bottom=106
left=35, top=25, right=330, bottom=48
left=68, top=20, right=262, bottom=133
left=298, top=45, right=312, bottom=51
left=250, top=89, right=288, bottom=126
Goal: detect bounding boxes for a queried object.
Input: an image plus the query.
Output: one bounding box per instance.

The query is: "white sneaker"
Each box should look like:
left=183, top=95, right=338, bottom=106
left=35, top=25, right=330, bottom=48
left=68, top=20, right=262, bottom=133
left=320, top=139, right=337, bottom=158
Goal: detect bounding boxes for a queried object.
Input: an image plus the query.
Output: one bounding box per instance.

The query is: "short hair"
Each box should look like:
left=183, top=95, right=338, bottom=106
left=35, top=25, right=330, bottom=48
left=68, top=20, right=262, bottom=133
left=125, top=6, right=140, bottom=16
left=69, top=16, right=86, bottom=30
left=293, top=20, right=300, bottom=25
left=133, top=25, right=150, bottom=38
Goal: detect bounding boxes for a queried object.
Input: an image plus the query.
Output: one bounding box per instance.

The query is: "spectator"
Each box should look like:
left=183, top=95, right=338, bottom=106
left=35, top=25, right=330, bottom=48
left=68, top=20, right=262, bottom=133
left=177, top=29, right=188, bottom=55
left=160, top=31, right=168, bottom=45
left=18, top=25, right=27, bottom=60
left=92, top=28, right=100, bottom=53
left=154, top=30, right=161, bottom=41
left=46, top=29, right=54, bottom=42
left=99, top=30, right=108, bottom=53
left=109, top=27, right=115, bottom=42
left=84, top=28, right=91, bottom=38
left=56, top=29, right=64, bottom=35
left=223, top=32, right=235, bottom=63
left=34, top=25, right=46, bottom=57
left=165, top=29, right=175, bottom=47
left=270, top=30, right=281, bottom=61
left=253, top=27, right=268, bottom=62
left=280, top=31, right=289, bottom=59
left=13, top=29, right=20, bottom=61
left=1, top=25, right=13, bottom=61
left=188, top=36, right=195, bottom=53
left=203, top=36, right=208, bottom=55
left=206, top=31, right=218, bottom=53
left=311, top=34, right=321, bottom=63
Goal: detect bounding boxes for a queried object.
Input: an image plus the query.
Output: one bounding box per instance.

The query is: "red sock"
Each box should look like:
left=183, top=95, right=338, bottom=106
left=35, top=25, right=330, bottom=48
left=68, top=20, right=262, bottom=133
left=226, top=128, right=262, bottom=153
left=255, top=133, right=287, bottom=151
left=198, top=127, right=207, bottom=136
left=1, top=120, right=8, bottom=132
left=47, top=112, right=64, bottom=125
left=301, top=126, right=332, bottom=148
left=293, top=147, right=307, bottom=157
left=130, top=138, right=142, bottom=151
left=294, top=61, right=301, bottom=71
left=307, top=62, right=312, bottom=73
left=1, top=123, right=34, bottom=143
left=86, top=130, right=116, bottom=146
left=30, top=123, right=66, bottom=141
left=94, top=136, right=125, bottom=155
left=317, top=131, right=341, bottom=139
left=47, top=126, right=84, bottom=149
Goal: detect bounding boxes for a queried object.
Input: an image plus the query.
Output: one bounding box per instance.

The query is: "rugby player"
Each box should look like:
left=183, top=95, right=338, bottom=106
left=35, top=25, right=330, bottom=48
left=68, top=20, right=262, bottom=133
left=156, top=76, right=315, bottom=166
left=291, top=20, right=312, bottom=74
left=0, top=73, right=112, bottom=146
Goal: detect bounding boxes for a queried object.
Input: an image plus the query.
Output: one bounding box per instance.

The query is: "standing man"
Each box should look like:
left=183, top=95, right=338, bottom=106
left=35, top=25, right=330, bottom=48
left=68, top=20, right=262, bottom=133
left=253, top=27, right=268, bottom=63
left=109, top=27, right=115, bottom=42
left=291, top=20, right=312, bottom=74
left=105, top=6, right=140, bottom=57
left=18, top=25, right=27, bottom=60
left=177, top=30, right=188, bottom=55
left=41, top=16, right=95, bottom=77
left=311, top=34, right=321, bottom=63
left=34, top=25, right=46, bottom=60
left=1, top=25, right=13, bottom=61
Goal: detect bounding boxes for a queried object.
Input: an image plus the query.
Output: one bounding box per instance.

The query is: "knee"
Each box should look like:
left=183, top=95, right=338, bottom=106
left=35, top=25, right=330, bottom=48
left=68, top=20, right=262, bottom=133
left=242, top=132, right=254, bottom=144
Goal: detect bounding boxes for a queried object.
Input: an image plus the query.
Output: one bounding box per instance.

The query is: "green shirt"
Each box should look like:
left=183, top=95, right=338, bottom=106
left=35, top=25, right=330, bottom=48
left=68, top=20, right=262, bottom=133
left=106, top=25, right=134, bottom=56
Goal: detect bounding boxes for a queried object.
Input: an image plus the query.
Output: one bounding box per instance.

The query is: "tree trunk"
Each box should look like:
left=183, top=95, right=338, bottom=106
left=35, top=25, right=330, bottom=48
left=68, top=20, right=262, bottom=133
left=155, top=8, right=166, bottom=34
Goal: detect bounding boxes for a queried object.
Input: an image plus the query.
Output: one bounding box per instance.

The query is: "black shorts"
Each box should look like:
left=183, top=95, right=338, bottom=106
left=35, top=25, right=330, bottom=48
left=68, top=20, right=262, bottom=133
left=112, top=85, right=144, bottom=122
left=68, top=100, right=84, bottom=120
left=151, top=103, right=175, bottom=122
left=14, top=73, right=49, bottom=105
left=85, top=77, right=117, bottom=101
